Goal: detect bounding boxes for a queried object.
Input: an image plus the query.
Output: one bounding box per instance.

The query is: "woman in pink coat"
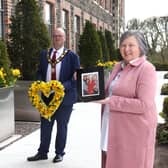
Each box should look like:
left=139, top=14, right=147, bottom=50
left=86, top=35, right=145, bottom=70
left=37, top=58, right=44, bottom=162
left=96, top=30, right=157, bottom=168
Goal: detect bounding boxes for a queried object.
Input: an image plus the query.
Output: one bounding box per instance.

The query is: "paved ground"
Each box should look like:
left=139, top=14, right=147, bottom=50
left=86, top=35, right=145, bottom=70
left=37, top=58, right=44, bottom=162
left=0, top=121, right=40, bottom=150
left=1, top=71, right=168, bottom=168
left=15, top=121, right=40, bottom=137
left=0, top=103, right=101, bottom=168
left=0, top=103, right=168, bottom=168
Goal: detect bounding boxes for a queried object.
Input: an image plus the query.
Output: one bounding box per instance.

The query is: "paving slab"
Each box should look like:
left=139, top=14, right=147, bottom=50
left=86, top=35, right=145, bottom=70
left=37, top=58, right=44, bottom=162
left=0, top=103, right=101, bottom=168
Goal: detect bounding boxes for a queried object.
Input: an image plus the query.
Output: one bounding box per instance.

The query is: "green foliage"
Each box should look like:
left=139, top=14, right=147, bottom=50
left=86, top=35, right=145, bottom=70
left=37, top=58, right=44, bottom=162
left=97, top=30, right=109, bottom=62
left=163, top=97, right=168, bottom=121
left=153, top=62, right=168, bottom=71
left=159, top=112, right=167, bottom=120
left=0, top=40, right=12, bottom=84
left=157, top=123, right=168, bottom=144
left=8, top=0, right=51, bottom=80
left=0, top=40, right=10, bottom=70
left=105, top=30, right=118, bottom=61
left=161, top=83, right=168, bottom=95
left=157, top=97, right=168, bottom=144
left=115, top=48, right=122, bottom=61
left=164, top=72, right=168, bottom=79
left=79, top=21, right=102, bottom=68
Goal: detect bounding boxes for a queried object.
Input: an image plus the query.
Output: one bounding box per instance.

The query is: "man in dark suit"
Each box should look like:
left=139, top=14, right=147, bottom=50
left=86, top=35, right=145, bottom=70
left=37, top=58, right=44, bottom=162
left=27, top=27, right=80, bottom=163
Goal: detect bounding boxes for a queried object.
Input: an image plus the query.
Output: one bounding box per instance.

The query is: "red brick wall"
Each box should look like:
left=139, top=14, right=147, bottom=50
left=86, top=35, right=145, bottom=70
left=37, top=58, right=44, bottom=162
left=3, top=0, right=124, bottom=51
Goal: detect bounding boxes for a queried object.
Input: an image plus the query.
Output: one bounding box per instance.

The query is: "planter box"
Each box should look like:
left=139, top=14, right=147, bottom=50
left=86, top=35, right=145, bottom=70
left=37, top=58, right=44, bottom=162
left=154, top=144, right=168, bottom=168
left=104, top=69, right=111, bottom=83
left=14, top=80, right=40, bottom=121
left=0, top=87, right=15, bottom=142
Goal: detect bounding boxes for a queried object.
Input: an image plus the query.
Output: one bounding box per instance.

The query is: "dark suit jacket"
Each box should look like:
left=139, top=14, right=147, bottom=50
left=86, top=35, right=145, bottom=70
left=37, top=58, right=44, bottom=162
left=36, top=48, right=80, bottom=106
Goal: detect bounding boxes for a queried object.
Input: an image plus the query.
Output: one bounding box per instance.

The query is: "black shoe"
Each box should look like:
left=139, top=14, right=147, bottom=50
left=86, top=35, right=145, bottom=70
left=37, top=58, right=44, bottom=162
left=53, top=154, right=63, bottom=163
left=27, top=152, right=48, bottom=161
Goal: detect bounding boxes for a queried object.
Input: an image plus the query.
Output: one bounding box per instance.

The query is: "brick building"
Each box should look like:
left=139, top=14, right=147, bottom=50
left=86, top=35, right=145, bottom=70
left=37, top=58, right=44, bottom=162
left=0, top=0, right=125, bottom=52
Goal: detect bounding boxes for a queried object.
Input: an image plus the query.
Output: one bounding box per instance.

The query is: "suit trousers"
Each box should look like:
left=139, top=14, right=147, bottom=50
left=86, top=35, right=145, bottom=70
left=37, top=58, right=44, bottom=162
left=38, top=104, right=73, bottom=156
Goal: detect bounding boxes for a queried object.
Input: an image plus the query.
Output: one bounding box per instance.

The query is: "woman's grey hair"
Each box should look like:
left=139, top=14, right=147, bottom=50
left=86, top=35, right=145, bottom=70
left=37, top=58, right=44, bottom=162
left=119, top=30, right=148, bottom=56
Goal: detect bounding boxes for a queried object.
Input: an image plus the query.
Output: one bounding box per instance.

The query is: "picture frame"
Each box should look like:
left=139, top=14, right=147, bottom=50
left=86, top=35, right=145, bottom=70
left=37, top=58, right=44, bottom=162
left=77, top=66, right=105, bottom=102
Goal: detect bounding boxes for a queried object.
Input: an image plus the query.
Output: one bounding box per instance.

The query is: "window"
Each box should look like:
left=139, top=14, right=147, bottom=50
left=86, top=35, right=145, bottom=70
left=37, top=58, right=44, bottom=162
left=62, top=9, right=69, bottom=48
left=74, top=15, right=80, bottom=53
left=44, top=2, right=52, bottom=37
left=0, top=0, right=3, bottom=38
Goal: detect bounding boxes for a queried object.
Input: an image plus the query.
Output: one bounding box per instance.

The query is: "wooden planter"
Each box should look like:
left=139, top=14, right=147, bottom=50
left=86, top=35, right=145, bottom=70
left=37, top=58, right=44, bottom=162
left=14, top=80, right=40, bottom=121
left=0, top=87, right=15, bottom=142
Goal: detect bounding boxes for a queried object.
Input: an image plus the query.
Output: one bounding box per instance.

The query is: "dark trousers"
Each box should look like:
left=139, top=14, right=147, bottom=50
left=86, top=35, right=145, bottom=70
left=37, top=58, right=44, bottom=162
left=38, top=104, right=73, bottom=156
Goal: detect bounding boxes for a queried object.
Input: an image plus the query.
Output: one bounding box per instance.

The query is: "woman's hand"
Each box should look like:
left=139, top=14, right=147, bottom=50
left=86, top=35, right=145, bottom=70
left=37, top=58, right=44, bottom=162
left=93, top=97, right=110, bottom=104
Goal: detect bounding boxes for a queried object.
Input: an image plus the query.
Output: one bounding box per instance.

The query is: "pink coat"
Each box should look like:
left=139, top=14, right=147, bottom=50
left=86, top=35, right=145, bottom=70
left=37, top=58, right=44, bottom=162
left=103, top=56, right=157, bottom=168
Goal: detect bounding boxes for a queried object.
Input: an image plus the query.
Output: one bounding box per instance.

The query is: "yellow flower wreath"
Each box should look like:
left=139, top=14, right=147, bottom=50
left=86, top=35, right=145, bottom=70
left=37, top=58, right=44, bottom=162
left=28, top=80, right=65, bottom=120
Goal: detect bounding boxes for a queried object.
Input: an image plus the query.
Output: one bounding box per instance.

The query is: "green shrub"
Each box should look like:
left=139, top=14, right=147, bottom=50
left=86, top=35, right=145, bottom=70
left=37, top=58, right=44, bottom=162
left=163, top=97, right=168, bottom=121
left=105, top=30, right=117, bottom=61
left=159, top=112, right=167, bottom=119
left=161, top=83, right=168, bottom=95
left=164, top=72, right=168, bottom=79
left=156, top=97, right=168, bottom=144
left=8, top=0, right=50, bottom=80
left=157, top=123, right=168, bottom=144
left=153, top=62, right=168, bottom=71
left=79, top=21, right=102, bottom=68
left=0, top=40, right=10, bottom=71
left=97, top=30, right=109, bottom=62
left=0, top=40, right=12, bottom=85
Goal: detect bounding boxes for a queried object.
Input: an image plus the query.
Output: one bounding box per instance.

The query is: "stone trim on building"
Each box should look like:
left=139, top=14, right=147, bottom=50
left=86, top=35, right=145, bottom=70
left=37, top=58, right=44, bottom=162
left=1, top=0, right=125, bottom=52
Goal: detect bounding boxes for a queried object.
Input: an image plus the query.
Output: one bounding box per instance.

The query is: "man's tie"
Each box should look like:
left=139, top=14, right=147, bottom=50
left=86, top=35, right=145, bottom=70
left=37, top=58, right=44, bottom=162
left=51, top=51, right=57, bottom=80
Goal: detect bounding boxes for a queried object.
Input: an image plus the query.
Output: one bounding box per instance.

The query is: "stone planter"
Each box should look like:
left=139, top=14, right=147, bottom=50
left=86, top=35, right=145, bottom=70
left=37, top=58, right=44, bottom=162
left=154, top=144, right=168, bottom=168
left=0, top=86, right=15, bottom=142
left=14, top=80, right=40, bottom=121
left=104, top=69, right=111, bottom=84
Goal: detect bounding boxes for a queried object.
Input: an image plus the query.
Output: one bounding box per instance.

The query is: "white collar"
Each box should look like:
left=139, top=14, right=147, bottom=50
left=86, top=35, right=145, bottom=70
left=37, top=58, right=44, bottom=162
left=53, top=46, right=64, bottom=55
left=121, top=57, right=141, bottom=69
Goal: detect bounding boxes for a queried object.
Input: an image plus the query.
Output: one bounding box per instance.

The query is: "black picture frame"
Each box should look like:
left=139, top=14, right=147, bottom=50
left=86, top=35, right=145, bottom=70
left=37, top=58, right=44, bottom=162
left=77, top=66, right=105, bottom=102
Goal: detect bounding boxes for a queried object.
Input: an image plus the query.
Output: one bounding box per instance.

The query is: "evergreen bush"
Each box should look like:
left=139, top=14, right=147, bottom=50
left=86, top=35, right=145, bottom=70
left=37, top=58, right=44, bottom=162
left=164, top=72, right=168, bottom=79
left=157, top=123, right=168, bottom=144
left=79, top=21, right=102, bottom=68
left=0, top=40, right=20, bottom=87
left=163, top=97, right=168, bottom=121
left=153, top=62, right=168, bottom=71
left=0, top=40, right=11, bottom=83
left=0, top=40, right=10, bottom=71
left=157, top=97, right=168, bottom=144
left=161, top=83, right=168, bottom=95
left=8, top=0, right=50, bottom=80
left=97, top=30, right=109, bottom=62
left=105, top=30, right=118, bottom=61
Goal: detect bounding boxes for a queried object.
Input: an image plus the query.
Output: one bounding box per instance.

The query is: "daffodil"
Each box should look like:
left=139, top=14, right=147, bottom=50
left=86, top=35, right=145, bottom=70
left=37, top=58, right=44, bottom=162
left=28, top=80, right=65, bottom=121
left=97, top=60, right=118, bottom=71
left=0, top=67, right=21, bottom=88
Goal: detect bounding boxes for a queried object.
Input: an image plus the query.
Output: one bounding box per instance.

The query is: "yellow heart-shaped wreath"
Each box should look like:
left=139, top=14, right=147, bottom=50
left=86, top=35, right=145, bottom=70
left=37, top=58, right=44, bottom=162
left=28, top=80, right=65, bottom=120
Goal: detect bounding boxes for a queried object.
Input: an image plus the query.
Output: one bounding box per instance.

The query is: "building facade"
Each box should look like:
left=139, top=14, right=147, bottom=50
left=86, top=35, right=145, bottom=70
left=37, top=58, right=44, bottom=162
left=0, top=0, right=125, bottom=52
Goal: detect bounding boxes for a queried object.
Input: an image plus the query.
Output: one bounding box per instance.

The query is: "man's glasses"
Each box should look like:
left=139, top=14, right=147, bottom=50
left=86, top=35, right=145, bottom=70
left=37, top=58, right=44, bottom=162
left=53, top=35, right=63, bottom=38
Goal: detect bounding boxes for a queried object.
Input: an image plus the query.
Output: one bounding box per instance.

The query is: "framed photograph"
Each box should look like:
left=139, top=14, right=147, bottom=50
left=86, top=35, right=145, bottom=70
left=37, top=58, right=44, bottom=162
left=77, top=66, right=105, bottom=102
